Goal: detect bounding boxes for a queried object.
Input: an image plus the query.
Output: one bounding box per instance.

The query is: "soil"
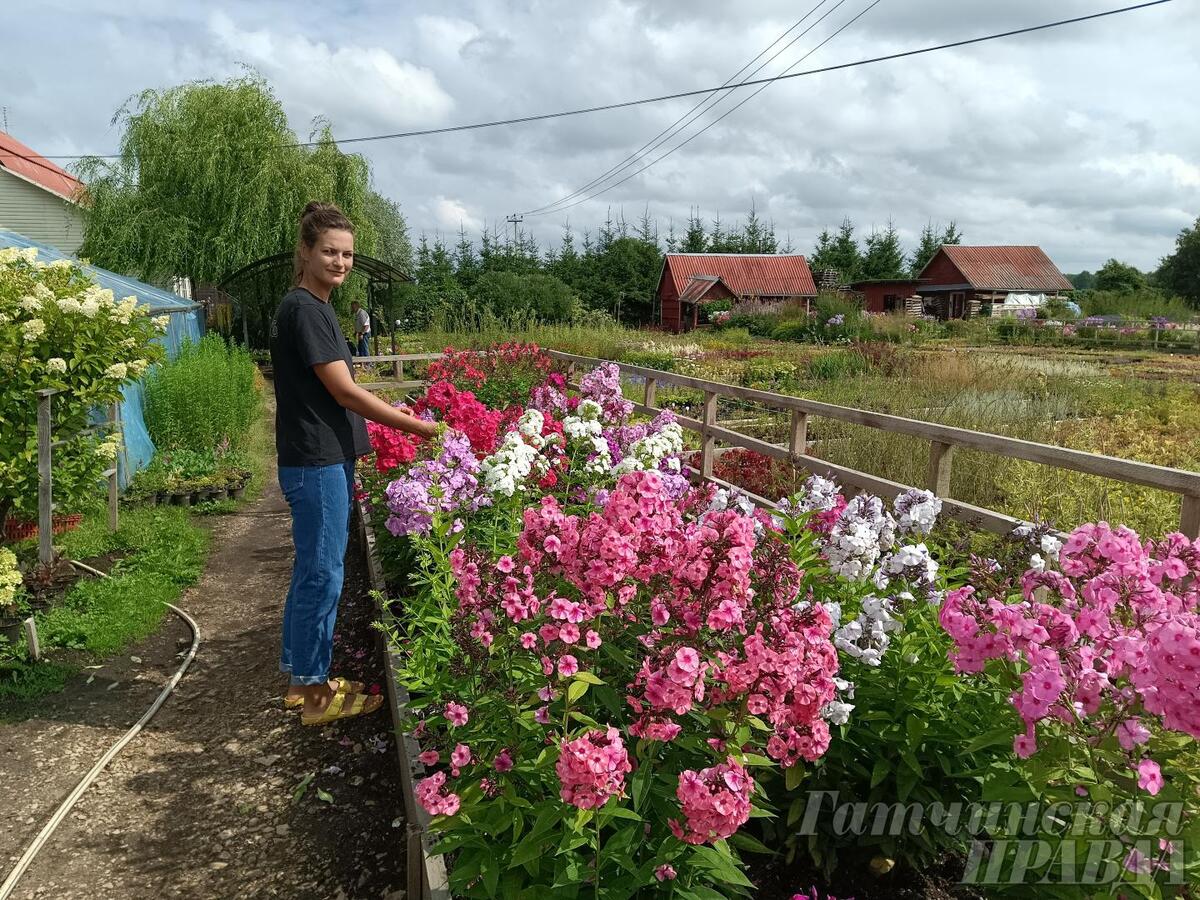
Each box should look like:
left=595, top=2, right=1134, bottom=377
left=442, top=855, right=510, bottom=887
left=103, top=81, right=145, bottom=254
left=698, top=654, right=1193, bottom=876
left=753, top=848, right=989, bottom=899
left=0, top=468, right=408, bottom=899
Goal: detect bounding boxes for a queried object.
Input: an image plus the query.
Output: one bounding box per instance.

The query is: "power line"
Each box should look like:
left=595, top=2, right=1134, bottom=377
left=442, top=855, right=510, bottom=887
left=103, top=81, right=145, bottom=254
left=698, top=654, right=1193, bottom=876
left=0, top=0, right=1174, bottom=177
left=521, top=0, right=840, bottom=217
left=537, top=0, right=885, bottom=216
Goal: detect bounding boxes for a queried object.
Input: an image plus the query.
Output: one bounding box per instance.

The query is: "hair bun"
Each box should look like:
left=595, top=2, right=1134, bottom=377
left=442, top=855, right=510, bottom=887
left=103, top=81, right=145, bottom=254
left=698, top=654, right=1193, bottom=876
left=302, top=200, right=331, bottom=219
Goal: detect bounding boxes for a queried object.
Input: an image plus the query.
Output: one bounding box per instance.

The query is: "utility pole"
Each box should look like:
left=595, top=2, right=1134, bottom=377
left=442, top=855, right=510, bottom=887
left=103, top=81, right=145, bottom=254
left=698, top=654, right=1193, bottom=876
left=505, top=214, right=523, bottom=248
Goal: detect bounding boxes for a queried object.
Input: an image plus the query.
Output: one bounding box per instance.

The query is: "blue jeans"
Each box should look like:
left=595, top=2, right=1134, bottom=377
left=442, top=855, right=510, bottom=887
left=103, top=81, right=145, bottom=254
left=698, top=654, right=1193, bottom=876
left=278, top=461, right=355, bottom=686
left=356, top=335, right=370, bottom=357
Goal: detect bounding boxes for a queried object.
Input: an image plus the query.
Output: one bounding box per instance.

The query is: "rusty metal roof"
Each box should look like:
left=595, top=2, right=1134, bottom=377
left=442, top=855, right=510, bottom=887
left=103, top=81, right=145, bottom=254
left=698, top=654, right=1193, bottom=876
left=663, top=253, right=817, bottom=298
left=0, top=131, right=83, bottom=201
left=926, top=246, right=1073, bottom=292
left=678, top=275, right=725, bottom=303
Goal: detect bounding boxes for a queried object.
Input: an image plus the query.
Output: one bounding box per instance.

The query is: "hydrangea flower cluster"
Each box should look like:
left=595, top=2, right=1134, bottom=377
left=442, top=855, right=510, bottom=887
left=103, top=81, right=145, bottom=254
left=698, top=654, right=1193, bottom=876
left=555, top=726, right=632, bottom=809
left=384, top=431, right=489, bottom=536
left=940, top=522, right=1200, bottom=792
left=669, top=758, right=754, bottom=845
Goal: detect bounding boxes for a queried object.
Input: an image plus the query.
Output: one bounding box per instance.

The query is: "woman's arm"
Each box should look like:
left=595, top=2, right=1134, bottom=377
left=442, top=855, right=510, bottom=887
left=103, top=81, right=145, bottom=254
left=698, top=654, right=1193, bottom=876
left=313, top=360, right=438, bottom=439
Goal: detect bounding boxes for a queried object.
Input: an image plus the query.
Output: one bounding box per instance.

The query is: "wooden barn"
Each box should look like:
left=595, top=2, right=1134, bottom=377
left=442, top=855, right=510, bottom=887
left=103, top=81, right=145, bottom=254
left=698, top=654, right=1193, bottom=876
left=915, top=245, right=1072, bottom=320
left=849, top=278, right=925, bottom=314
left=656, top=253, right=817, bottom=332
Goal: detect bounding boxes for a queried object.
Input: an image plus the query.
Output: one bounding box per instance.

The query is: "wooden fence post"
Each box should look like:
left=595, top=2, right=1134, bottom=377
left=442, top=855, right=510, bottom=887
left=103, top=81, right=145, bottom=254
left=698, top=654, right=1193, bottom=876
left=108, top=403, right=120, bottom=532
left=927, top=440, right=954, bottom=498
left=36, top=390, right=54, bottom=566
left=789, top=410, right=808, bottom=461
left=644, top=377, right=657, bottom=410
left=700, top=391, right=718, bottom=478
left=1182, top=495, right=1200, bottom=540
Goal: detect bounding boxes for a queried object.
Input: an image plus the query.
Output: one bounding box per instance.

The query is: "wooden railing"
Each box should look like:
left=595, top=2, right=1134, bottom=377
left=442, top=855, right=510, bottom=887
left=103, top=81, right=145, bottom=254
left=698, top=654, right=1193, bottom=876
left=352, top=352, right=1200, bottom=538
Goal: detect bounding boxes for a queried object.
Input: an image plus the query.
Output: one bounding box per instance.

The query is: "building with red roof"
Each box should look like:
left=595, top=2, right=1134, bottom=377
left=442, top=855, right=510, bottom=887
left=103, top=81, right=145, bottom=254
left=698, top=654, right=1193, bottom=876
left=915, top=245, right=1073, bottom=319
left=0, top=131, right=85, bottom=254
left=656, top=253, right=816, bottom=332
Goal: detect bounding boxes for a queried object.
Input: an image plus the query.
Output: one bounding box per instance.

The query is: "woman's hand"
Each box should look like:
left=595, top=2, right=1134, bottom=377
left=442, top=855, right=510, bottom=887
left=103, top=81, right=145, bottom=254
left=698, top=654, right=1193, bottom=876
left=313, top=361, right=437, bottom=439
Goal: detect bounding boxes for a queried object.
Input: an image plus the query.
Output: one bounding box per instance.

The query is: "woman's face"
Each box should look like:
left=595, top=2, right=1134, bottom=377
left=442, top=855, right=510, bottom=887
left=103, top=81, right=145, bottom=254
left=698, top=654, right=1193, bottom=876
left=302, top=228, right=355, bottom=292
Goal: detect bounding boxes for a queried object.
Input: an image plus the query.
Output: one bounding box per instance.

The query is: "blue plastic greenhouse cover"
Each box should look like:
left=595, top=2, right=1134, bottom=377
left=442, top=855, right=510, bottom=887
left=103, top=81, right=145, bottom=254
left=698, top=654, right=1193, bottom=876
left=1, top=228, right=204, bottom=486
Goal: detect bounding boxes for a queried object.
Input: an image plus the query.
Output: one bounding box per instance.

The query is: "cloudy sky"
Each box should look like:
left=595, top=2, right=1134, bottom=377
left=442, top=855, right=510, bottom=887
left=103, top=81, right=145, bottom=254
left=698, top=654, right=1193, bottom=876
left=2, top=0, right=1197, bottom=272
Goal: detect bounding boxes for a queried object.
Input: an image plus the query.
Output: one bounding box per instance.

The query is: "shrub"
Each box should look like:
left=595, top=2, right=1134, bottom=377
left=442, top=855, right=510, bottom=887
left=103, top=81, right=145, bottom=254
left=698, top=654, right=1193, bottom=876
left=0, top=247, right=164, bottom=522
left=471, top=271, right=580, bottom=323
left=144, top=334, right=259, bottom=453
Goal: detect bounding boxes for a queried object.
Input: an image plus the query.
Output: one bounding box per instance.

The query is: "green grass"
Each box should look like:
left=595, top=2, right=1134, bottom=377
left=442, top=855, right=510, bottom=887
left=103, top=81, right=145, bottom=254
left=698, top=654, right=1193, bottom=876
left=0, top=500, right=209, bottom=720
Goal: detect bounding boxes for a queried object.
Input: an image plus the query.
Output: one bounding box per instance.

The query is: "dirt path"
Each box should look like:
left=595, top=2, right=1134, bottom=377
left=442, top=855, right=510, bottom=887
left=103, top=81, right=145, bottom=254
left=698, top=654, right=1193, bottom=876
left=0, top=472, right=407, bottom=899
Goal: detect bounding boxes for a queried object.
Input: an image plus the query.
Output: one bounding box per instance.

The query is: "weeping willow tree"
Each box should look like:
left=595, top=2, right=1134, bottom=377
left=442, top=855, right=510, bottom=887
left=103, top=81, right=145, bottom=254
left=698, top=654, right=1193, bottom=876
left=76, top=72, right=405, bottom=289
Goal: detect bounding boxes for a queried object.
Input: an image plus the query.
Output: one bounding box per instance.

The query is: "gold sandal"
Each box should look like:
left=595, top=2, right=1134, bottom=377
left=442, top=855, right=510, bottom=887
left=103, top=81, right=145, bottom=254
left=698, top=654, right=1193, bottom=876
left=300, top=691, right=383, bottom=727
left=284, top=677, right=365, bottom=710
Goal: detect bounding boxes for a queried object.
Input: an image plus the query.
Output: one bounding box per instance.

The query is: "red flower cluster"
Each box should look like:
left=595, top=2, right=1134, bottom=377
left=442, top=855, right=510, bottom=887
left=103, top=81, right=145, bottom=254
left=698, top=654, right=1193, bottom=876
left=366, top=419, right=419, bottom=473
left=414, top=380, right=506, bottom=453
left=711, top=449, right=804, bottom=502
left=427, top=342, right=554, bottom=411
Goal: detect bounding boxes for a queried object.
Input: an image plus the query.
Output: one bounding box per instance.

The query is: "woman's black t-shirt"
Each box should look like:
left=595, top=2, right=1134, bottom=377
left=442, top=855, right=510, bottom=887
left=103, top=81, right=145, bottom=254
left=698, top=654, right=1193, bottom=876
left=269, top=288, right=370, bottom=467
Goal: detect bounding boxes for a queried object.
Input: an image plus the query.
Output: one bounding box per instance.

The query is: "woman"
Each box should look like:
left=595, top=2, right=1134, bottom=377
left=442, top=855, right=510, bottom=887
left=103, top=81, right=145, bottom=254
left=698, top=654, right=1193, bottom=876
left=271, top=202, right=436, bottom=726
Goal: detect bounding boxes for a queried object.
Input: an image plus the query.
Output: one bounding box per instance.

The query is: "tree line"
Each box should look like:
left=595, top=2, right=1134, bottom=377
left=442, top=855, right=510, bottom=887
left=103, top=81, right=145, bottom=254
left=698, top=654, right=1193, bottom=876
left=76, top=72, right=1199, bottom=341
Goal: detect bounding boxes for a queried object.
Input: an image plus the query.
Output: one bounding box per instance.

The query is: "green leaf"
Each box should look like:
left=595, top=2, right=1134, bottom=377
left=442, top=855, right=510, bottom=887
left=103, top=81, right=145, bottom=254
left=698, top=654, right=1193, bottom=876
left=291, top=773, right=314, bottom=804
left=316, top=788, right=334, bottom=804
left=784, top=764, right=806, bottom=791
left=870, top=758, right=892, bottom=789
left=567, top=679, right=589, bottom=703
left=572, top=671, right=604, bottom=685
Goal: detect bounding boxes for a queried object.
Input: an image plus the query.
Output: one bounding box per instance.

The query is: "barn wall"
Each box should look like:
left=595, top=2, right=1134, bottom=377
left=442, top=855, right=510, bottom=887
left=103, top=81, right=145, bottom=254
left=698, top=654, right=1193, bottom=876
left=918, top=249, right=966, bottom=288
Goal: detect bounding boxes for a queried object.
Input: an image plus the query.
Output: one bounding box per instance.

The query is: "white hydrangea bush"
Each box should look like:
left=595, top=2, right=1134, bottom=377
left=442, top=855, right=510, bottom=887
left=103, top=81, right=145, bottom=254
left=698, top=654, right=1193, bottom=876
left=0, top=247, right=165, bottom=523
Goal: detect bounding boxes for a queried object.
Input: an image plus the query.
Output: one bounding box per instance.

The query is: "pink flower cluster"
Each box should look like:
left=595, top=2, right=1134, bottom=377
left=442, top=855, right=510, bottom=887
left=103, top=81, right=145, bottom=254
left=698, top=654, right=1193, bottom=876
left=416, top=771, right=461, bottom=816
left=669, top=758, right=754, bottom=845
left=940, top=523, right=1200, bottom=791
left=555, top=726, right=632, bottom=809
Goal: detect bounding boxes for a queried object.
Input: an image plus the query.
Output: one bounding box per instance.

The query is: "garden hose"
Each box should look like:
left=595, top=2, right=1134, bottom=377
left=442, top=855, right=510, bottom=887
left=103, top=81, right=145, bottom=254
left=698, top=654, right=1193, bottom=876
left=0, top=560, right=201, bottom=900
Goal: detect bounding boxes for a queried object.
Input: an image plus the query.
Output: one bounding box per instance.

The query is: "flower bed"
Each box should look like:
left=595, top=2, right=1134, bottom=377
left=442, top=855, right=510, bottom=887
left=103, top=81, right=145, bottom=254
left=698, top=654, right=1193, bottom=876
left=362, top=344, right=1200, bottom=898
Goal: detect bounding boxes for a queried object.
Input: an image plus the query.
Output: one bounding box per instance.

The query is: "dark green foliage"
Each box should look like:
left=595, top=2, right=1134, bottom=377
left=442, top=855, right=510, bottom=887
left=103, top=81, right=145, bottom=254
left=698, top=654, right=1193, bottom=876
left=908, top=220, right=962, bottom=276
left=859, top=220, right=907, bottom=280
left=810, top=218, right=862, bottom=283
left=1066, top=270, right=1095, bottom=290
left=1157, top=215, right=1200, bottom=308
left=1093, top=258, right=1146, bottom=293
left=471, top=271, right=578, bottom=322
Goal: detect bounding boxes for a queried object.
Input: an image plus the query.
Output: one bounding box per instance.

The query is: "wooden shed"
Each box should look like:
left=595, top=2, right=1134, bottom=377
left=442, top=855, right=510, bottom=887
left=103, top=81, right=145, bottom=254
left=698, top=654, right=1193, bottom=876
left=656, top=253, right=817, bottom=332
left=915, top=245, right=1073, bottom=320
left=849, top=278, right=925, bottom=314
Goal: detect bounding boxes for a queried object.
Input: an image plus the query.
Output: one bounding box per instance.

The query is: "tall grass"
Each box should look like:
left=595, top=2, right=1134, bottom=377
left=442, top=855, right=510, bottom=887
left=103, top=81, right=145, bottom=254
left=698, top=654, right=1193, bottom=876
left=145, top=334, right=260, bottom=451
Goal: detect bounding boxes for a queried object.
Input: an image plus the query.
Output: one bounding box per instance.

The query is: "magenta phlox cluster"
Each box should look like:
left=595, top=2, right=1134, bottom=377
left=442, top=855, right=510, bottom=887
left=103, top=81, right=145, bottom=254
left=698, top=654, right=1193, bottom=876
left=529, top=371, right=575, bottom=417
left=384, top=430, right=488, bottom=536
left=578, top=362, right=633, bottom=422
left=940, top=522, right=1200, bottom=788
left=555, top=726, right=632, bottom=809
left=669, top=758, right=754, bottom=844
left=710, top=605, right=839, bottom=766
left=416, top=771, right=461, bottom=816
